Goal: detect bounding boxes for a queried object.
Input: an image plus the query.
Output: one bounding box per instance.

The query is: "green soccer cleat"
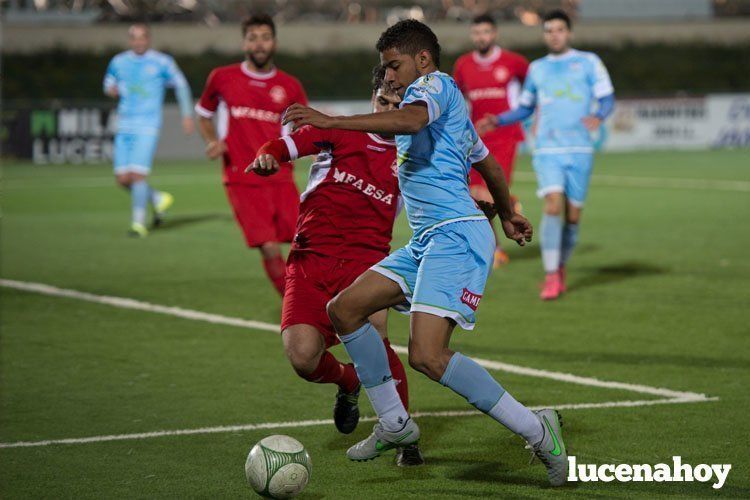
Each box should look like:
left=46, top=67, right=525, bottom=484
left=333, top=382, right=360, bottom=434
left=395, top=443, right=425, bottom=467
left=346, top=417, right=420, bottom=462
left=530, top=409, right=568, bottom=486
left=152, top=192, right=174, bottom=228
left=128, top=222, right=149, bottom=238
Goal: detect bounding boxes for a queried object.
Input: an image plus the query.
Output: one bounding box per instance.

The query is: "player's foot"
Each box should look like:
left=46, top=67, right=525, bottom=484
left=558, top=266, right=567, bottom=293
left=540, top=272, right=561, bottom=300
left=493, top=247, right=510, bottom=269
left=510, top=194, right=523, bottom=215
left=395, top=443, right=425, bottom=467
left=530, top=409, right=568, bottom=486
left=333, top=382, right=360, bottom=434
left=346, top=418, right=420, bottom=462
left=128, top=222, right=148, bottom=238
left=152, top=192, right=174, bottom=228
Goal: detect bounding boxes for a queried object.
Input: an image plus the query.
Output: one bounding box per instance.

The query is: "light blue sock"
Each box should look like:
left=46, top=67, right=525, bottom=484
left=131, top=180, right=150, bottom=226
left=561, top=223, right=580, bottom=266
left=340, top=323, right=407, bottom=431
left=149, top=186, right=162, bottom=208
left=440, top=353, right=543, bottom=443
left=540, top=214, right=563, bottom=273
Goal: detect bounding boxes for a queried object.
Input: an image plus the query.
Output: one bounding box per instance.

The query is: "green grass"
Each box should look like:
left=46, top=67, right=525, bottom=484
left=1, top=150, right=749, bottom=498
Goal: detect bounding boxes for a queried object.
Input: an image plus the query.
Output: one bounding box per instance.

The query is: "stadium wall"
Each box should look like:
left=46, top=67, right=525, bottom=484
left=3, top=95, right=748, bottom=164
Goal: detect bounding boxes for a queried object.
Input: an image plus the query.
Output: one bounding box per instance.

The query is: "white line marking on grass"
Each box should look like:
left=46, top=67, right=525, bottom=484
left=0, top=397, right=718, bottom=449
left=512, top=172, right=750, bottom=192
left=1, top=278, right=712, bottom=403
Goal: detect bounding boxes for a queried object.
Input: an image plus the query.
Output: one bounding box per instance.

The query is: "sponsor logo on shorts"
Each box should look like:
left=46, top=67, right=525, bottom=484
left=461, top=288, right=482, bottom=310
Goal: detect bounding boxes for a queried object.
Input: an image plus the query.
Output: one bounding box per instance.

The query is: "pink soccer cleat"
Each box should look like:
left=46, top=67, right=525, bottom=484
left=558, top=266, right=567, bottom=293
left=540, top=272, right=562, bottom=301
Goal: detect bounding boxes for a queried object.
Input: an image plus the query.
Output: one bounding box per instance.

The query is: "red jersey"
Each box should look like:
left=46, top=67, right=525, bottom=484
left=453, top=46, right=529, bottom=144
left=196, top=62, right=308, bottom=185
left=263, top=127, right=400, bottom=262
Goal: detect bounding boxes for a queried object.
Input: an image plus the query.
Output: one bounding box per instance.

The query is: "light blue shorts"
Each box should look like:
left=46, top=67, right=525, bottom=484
left=113, top=132, right=159, bottom=175
left=372, top=219, right=495, bottom=330
left=532, top=152, right=594, bottom=207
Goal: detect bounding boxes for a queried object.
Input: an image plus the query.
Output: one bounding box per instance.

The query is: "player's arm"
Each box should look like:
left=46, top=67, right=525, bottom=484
left=477, top=65, right=537, bottom=135
left=246, top=126, right=332, bottom=176
left=470, top=141, right=533, bottom=246
left=195, top=70, right=226, bottom=159
left=282, top=103, right=428, bottom=135
left=582, top=54, right=616, bottom=131
left=103, top=59, right=119, bottom=99
left=165, top=57, right=195, bottom=135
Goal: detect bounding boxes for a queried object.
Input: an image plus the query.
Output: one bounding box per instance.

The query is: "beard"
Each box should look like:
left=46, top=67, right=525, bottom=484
left=476, top=43, right=493, bottom=55
left=247, top=50, right=273, bottom=69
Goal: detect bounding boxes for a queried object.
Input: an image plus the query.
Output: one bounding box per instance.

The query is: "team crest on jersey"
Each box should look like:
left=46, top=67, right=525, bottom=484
left=269, top=85, right=287, bottom=104
left=493, top=66, right=509, bottom=82
left=461, top=288, right=482, bottom=311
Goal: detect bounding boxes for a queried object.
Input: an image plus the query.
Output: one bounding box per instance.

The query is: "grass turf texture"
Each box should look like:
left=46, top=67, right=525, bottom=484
left=1, top=150, right=749, bottom=498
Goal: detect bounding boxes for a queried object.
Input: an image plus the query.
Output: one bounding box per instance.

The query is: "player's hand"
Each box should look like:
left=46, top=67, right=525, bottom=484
left=105, top=86, right=119, bottom=98
left=474, top=199, right=497, bottom=220
left=205, top=140, right=227, bottom=159
left=582, top=115, right=602, bottom=131
left=182, top=117, right=195, bottom=135
left=282, top=104, right=334, bottom=131
left=501, top=213, right=533, bottom=247
left=476, top=113, right=498, bottom=136
left=245, top=154, right=280, bottom=176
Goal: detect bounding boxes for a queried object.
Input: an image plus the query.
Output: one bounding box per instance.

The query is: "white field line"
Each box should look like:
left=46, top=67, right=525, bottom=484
left=0, top=397, right=718, bottom=449
left=513, top=171, right=750, bottom=192
left=5, top=172, right=750, bottom=192
left=1, top=278, right=711, bottom=402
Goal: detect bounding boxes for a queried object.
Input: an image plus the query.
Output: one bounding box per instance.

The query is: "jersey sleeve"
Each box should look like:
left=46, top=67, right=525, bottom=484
left=518, top=64, right=538, bottom=108
left=103, top=57, right=118, bottom=93
left=468, top=135, right=490, bottom=164
left=587, top=54, right=614, bottom=98
left=400, top=74, right=450, bottom=125
left=282, top=125, right=334, bottom=160
left=195, top=69, right=220, bottom=118
left=163, top=56, right=193, bottom=118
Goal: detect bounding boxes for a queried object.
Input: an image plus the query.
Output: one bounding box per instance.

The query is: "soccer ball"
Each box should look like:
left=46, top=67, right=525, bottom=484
left=245, top=435, right=312, bottom=499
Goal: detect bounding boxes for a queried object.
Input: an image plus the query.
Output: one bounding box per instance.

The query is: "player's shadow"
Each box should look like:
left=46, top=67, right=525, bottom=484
left=153, top=213, right=232, bottom=231
left=567, top=261, right=668, bottom=292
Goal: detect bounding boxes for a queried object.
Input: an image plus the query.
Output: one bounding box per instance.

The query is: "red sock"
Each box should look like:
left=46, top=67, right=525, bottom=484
left=305, top=350, right=360, bottom=394
left=383, top=338, right=409, bottom=411
left=262, top=255, right=286, bottom=296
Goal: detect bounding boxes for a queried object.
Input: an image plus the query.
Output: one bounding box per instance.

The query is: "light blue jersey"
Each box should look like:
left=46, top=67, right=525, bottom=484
left=519, top=49, right=613, bottom=155
left=397, top=71, right=490, bottom=240
left=104, top=49, right=192, bottom=136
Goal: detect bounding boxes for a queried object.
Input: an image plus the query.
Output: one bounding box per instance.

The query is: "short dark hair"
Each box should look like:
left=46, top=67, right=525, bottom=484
left=376, top=19, right=441, bottom=68
left=242, top=14, right=276, bottom=37
left=372, top=65, right=386, bottom=92
left=472, top=13, right=496, bottom=26
left=543, top=9, right=572, bottom=29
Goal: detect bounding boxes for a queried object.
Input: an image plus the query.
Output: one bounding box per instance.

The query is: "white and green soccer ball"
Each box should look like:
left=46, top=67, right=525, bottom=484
left=245, top=435, right=312, bottom=499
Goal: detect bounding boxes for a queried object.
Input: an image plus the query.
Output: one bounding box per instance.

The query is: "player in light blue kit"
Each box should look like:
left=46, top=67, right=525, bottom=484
left=103, top=24, right=194, bottom=237
left=479, top=10, right=615, bottom=300
left=283, top=20, right=569, bottom=486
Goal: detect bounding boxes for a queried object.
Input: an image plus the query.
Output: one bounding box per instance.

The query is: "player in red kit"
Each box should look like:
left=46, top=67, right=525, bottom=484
left=454, top=13, right=529, bottom=268
left=196, top=14, right=307, bottom=295
left=247, top=67, right=423, bottom=467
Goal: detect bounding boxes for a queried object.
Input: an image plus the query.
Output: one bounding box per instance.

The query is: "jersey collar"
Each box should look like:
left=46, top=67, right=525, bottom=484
left=472, top=45, right=501, bottom=65
left=241, top=61, right=277, bottom=80
left=546, top=49, right=577, bottom=61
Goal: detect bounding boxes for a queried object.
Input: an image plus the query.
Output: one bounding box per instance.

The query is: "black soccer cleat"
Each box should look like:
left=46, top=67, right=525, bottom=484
left=396, top=443, right=425, bottom=467
left=333, top=382, right=360, bottom=434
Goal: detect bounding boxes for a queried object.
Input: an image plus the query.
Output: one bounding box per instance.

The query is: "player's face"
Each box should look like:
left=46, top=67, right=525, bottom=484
left=243, top=25, right=276, bottom=69
left=128, top=26, right=150, bottom=55
left=543, top=19, right=571, bottom=54
left=380, top=48, right=422, bottom=98
left=470, top=22, right=496, bottom=54
left=372, top=86, right=401, bottom=113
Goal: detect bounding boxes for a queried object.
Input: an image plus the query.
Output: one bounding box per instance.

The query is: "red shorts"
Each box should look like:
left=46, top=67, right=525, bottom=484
left=469, top=141, right=519, bottom=188
left=224, top=182, right=299, bottom=248
left=281, top=251, right=379, bottom=348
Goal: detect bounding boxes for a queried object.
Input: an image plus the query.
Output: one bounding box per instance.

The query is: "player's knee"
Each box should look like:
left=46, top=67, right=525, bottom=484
left=284, top=342, right=320, bottom=379
left=326, top=293, right=357, bottom=329
left=115, top=175, right=131, bottom=188
left=408, top=351, right=445, bottom=382
left=544, top=194, right=564, bottom=216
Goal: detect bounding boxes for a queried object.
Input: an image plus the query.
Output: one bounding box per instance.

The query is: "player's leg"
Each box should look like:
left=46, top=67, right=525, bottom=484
left=259, top=242, right=286, bottom=296
left=533, top=154, right=566, bottom=299
left=130, top=133, right=172, bottom=229
left=125, top=134, right=162, bottom=237
left=559, top=153, right=594, bottom=292
left=469, top=168, right=507, bottom=268
left=263, top=181, right=301, bottom=295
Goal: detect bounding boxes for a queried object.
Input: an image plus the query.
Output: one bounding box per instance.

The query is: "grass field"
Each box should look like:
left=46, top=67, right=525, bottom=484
left=1, top=150, right=749, bottom=498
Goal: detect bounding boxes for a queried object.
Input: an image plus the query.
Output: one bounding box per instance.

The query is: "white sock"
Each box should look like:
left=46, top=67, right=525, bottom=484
left=365, top=380, right=409, bottom=432
left=487, top=392, right=544, bottom=444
